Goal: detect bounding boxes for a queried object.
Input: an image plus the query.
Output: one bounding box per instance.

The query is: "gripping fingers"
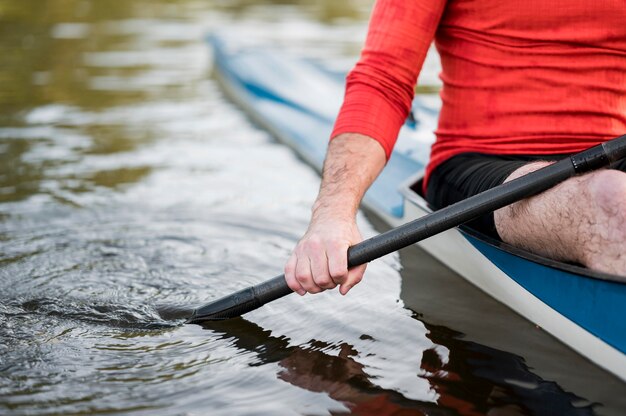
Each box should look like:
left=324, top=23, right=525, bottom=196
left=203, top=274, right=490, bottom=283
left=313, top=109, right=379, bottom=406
left=294, top=255, right=323, bottom=294
left=310, top=248, right=336, bottom=290
left=284, top=253, right=305, bottom=296
left=327, top=242, right=349, bottom=286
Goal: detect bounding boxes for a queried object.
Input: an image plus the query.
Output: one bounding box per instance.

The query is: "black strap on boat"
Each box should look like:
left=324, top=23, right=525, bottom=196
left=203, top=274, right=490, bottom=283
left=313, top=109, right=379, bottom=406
left=188, top=133, right=626, bottom=324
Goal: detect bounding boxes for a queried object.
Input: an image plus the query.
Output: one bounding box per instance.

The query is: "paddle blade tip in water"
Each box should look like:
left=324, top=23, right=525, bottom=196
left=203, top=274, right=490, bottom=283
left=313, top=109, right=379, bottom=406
left=186, top=286, right=262, bottom=324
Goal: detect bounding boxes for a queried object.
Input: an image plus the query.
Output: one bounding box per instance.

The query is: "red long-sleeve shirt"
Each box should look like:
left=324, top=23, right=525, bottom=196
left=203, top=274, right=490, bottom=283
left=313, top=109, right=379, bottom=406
left=331, top=0, right=626, bottom=188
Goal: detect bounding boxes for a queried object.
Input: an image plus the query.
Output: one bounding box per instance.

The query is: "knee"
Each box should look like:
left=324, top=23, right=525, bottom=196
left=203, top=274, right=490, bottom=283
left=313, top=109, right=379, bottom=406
left=579, top=170, right=626, bottom=273
left=584, top=170, right=626, bottom=217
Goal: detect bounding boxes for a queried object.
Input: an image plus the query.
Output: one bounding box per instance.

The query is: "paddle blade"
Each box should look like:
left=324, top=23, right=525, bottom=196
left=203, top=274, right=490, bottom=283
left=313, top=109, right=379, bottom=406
left=187, top=287, right=260, bottom=323
left=188, top=275, right=292, bottom=324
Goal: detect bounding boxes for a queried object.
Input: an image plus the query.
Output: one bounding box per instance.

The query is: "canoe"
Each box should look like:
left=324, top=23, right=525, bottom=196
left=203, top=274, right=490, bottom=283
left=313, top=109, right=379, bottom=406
left=208, top=35, right=626, bottom=381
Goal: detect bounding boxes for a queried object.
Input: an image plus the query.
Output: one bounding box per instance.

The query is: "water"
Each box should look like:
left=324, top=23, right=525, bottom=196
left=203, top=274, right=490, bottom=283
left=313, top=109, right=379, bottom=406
left=0, top=1, right=624, bottom=415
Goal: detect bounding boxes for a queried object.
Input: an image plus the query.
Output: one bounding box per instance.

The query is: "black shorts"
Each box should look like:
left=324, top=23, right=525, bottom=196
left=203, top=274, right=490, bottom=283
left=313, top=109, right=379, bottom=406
left=425, top=153, right=626, bottom=239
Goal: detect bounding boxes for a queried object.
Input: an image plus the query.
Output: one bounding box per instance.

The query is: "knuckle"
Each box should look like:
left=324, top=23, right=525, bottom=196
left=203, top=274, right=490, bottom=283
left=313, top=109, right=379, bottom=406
left=295, top=270, right=309, bottom=283
left=329, top=266, right=348, bottom=280
left=315, top=275, right=332, bottom=287
left=315, top=274, right=329, bottom=284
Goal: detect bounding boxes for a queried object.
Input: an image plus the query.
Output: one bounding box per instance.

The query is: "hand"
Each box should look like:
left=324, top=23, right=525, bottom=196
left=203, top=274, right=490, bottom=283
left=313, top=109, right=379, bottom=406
left=283, top=132, right=385, bottom=296
left=284, top=216, right=367, bottom=296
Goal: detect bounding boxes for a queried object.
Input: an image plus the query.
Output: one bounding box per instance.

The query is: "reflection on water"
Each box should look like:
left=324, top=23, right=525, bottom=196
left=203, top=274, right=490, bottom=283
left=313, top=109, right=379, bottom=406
left=0, top=0, right=622, bottom=415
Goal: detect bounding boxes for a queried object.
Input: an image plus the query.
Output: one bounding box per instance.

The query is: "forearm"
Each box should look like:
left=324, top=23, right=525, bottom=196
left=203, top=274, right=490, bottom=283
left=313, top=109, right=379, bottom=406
left=284, top=133, right=385, bottom=296
left=311, top=133, right=387, bottom=224
left=285, top=0, right=447, bottom=297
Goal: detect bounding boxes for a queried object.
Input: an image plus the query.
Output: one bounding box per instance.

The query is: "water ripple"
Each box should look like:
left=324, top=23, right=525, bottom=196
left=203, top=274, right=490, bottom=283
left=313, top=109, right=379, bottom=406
left=0, top=1, right=616, bottom=415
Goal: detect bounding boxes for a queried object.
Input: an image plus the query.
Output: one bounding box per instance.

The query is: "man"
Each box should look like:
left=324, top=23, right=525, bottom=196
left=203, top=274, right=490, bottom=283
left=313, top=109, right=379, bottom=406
left=285, top=0, right=626, bottom=296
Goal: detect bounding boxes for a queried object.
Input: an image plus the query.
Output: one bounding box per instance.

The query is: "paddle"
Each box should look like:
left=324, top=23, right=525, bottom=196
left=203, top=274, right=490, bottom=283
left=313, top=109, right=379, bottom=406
left=188, top=134, right=626, bottom=324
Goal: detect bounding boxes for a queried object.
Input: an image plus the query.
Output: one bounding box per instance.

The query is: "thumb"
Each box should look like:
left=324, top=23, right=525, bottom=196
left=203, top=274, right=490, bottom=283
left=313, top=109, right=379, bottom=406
left=339, top=264, right=367, bottom=295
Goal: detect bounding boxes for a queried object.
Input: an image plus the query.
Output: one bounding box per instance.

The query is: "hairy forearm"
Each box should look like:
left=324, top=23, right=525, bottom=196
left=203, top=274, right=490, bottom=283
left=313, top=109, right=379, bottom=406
left=311, top=133, right=387, bottom=223
left=285, top=133, right=387, bottom=296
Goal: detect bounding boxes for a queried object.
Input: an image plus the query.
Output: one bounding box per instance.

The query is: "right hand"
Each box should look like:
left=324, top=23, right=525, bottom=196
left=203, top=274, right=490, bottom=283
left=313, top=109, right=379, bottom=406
left=284, top=216, right=367, bottom=296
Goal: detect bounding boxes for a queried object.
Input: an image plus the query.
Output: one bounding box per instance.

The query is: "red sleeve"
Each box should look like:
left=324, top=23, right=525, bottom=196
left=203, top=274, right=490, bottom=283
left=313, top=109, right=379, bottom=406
left=331, top=0, right=447, bottom=159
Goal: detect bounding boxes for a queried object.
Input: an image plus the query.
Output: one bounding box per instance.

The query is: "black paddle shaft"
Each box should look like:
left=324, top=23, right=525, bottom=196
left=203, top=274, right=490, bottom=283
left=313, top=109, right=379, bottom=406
left=188, top=134, right=626, bottom=323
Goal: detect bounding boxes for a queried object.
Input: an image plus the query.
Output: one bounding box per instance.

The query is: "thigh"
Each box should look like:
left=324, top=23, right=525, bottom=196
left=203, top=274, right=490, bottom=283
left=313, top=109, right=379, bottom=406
left=425, top=153, right=558, bottom=238
left=425, top=151, right=626, bottom=239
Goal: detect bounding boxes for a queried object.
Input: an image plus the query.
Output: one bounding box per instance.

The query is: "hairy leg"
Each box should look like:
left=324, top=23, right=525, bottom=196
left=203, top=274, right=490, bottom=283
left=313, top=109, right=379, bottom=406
left=494, top=163, right=626, bottom=276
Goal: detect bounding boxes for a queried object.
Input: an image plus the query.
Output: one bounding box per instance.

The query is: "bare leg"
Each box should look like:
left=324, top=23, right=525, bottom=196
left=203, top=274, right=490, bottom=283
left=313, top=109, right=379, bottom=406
left=494, top=163, right=626, bottom=276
